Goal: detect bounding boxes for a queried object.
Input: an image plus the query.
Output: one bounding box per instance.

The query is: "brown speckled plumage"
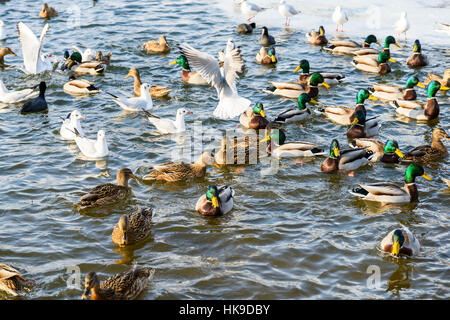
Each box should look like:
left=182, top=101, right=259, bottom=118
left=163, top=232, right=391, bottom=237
left=403, top=128, right=449, bottom=163
left=0, top=264, right=34, bottom=296
left=39, top=3, right=58, bottom=19
left=112, top=206, right=153, bottom=246
left=125, top=67, right=171, bottom=98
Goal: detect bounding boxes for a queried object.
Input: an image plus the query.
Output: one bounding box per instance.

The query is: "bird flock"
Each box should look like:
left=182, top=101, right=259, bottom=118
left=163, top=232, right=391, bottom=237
left=0, top=0, right=449, bottom=299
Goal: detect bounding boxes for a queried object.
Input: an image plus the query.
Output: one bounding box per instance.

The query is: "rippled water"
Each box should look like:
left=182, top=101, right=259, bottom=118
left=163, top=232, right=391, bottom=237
left=0, top=0, right=449, bottom=300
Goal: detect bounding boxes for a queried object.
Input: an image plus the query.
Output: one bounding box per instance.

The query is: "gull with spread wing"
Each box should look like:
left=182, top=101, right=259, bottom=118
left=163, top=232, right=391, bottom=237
left=179, top=41, right=250, bottom=119
left=16, top=22, right=53, bottom=74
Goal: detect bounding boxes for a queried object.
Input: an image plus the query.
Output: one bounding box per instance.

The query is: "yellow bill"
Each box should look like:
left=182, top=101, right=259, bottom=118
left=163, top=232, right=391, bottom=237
left=259, top=109, right=266, bottom=118
left=394, top=42, right=401, bottom=48
left=333, top=147, right=340, bottom=157
left=417, top=82, right=426, bottom=88
left=293, top=65, right=301, bottom=73
left=213, top=162, right=221, bottom=169
left=309, top=98, right=319, bottom=105
left=421, top=173, right=432, bottom=180
left=352, top=118, right=359, bottom=125
left=395, top=149, right=404, bottom=158
left=271, top=55, right=276, bottom=63
left=169, top=60, right=177, bottom=65
left=388, top=57, right=397, bottom=63
left=260, top=136, right=271, bottom=143
left=211, top=196, right=219, bottom=208
left=392, top=241, right=400, bottom=256
left=376, top=41, right=381, bottom=46
left=322, top=82, right=330, bottom=89
left=440, top=85, right=449, bottom=91
left=368, top=95, right=378, bottom=101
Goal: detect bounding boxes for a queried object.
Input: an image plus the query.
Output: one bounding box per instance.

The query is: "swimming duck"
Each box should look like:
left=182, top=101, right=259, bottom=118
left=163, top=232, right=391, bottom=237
left=62, top=52, right=105, bottom=75
left=143, top=151, right=219, bottom=182
left=352, top=51, right=395, bottom=74
left=237, top=22, right=256, bottom=34
left=0, top=264, right=35, bottom=297
left=0, top=79, right=38, bottom=104
left=402, top=128, right=449, bottom=163
left=406, top=40, right=428, bottom=67
left=39, top=3, right=58, bottom=19
left=321, top=139, right=373, bottom=172
left=265, top=73, right=330, bottom=99
left=347, top=109, right=379, bottom=139
left=82, top=267, right=154, bottom=300
left=240, top=102, right=269, bottom=129
left=394, top=11, right=409, bottom=41
left=60, top=109, right=85, bottom=140
left=261, top=129, right=325, bottom=158
left=196, top=185, right=235, bottom=216
left=293, top=59, right=344, bottom=86
left=306, top=26, right=328, bottom=45
left=390, top=81, right=447, bottom=120
left=63, top=76, right=99, bottom=95
left=107, top=83, right=153, bottom=112
left=274, top=93, right=317, bottom=123
left=72, top=46, right=95, bottom=62
left=350, top=164, right=431, bottom=203
left=424, top=69, right=450, bottom=88
left=94, top=51, right=112, bottom=65
left=77, top=168, right=136, bottom=209
left=324, top=34, right=380, bottom=55
left=370, top=76, right=425, bottom=101
left=0, top=47, right=16, bottom=64
left=255, top=47, right=277, bottom=64
left=169, top=55, right=209, bottom=86
left=350, top=139, right=404, bottom=163
left=259, top=27, right=276, bottom=46
left=352, top=35, right=399, bottom=60
left=214, top=135, right=257, bottom=166
left=112, top=206, right=153, bottom=247
left=442, top=177, right=450, bottom=187
left=142, top=108, right=191, bottom=134
left=125, top=68, right=171, bottom=98
left=20, top=81, right=47, bottom=113
left=332, top=6, right=348, bottom=32
left=142, top=35, right=170, bottom=54
left=322, top=89, right=378, bottom=125
left=380, top=226, right=420, bottom=257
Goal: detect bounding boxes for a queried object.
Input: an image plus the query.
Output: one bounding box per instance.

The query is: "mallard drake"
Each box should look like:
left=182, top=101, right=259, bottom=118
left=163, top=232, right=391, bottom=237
left=112, top=206, right=153, bottom=247
left=77, top=168, right=136, bottom=209
left=62, top=52, right=105, bottom=75
left=293, top=59, right=344, bottom=86
left=370, top=76, right=425, bottom=101
left=321, top=139, right=373, bottom=172
left=349, top=164, right=431, bottom=203
left=261, top=129, right=325, bottom=158
left=265, top=73, right=330, bottom=99
left=322, top=89, right=378, bottom=125
left=347, top=109, right=379, bottom=139
left=240, top=102, right=269, bottom=129
left=82, top=267, right=154, bottom=300
left=380, top=226, right=420, bottom=257
left=255, top=47, right=277, bottom=64
left=390, top=80, right=447, bottom=120
left=324, top=34, right=380, bottom=55
left=237, top=22, right=256, bottom=34
left=259, top=27, right=276, bottom=46
left=39, top=3, right=58, bottom=19
left=350, top=139, right=404, bottom=163
left=125, top=68, right=171, bottom=98
left=196, top=185, right=235, bottom=216
left=142, top=35, right=170, bottom=54
left=0, top=264, right=35, bottom=297
left=63, top=76, right=99, bottom=95
left=351, top=51, right=395, bottom=74
left=169, top=55, right=208, bottom=86
left=402, top=128, right=449, bottom=163
left=352, top=35, right=399, bottom=59
left=143, top=151, right=219, bottom=182
left=274, top=93, right=317, bottom=123
left=0, top=47, right=16, bottom=64
left=406, top=39, right=428, bottom=67
left=306, top=26, right=328, bottom=45
left=424, top=69, right=450, bottom=88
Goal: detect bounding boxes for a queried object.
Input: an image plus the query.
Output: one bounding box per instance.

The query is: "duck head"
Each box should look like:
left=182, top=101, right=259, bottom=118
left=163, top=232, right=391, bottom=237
left=297, top=93, right=317, bottom=110
left=170, top=55, right=190, bottom=71
left=384, top=139, right=404, bottom=158
left=357, top=89, right=378, bottom=104
left=293, top=59, right=309, bottom=73
left=405, top=76, right=425, bottom=89
left=206, top=185, right=220, bottom=208
left=404, top=164, right=431, bottom=184
left=253, top=102, right=266, bottom=117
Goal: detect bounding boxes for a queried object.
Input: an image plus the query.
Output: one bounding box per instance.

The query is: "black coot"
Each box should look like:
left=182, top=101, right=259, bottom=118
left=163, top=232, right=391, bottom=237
left=21, top=81, right=48, bottom=113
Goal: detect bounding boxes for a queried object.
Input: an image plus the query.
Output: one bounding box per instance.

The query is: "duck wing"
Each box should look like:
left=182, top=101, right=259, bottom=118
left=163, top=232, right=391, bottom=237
left=357, top=182, right=405, bottom=196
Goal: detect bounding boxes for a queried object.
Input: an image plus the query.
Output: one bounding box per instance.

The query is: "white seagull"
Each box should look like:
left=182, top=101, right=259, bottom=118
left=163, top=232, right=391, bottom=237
left=394, top=11, right=409, bottom=41
left=278, top=0, right=300, bottom=27
left=0, top=20, right=5, bottom=40
left=72, top=46, right=95, bottom=62
left=142, top=108, right=191, bottom=134
left=73, top=128, right=109, bottom=159
left=0, top=79, right=38, bottom=104
left=332, top=6, right=348, bottom=32
left=60, top=109, right=86, bottom=140
left=107, top=83, right=153, bottom=112
left=238, top=0, right=267, bottom=22
left=16, top=22, right=53, bottom=74
left=178, top=42, right=251, bottom=119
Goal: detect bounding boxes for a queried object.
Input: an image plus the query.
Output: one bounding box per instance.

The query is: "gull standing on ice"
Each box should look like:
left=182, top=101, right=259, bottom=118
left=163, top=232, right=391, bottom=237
left=178, top=42, right=250, bottom=119
left=278, top=0, right=300, bottom=27
left=332, top=6, right=348, bottom=32
left=394, top=11, right=409, bottom=41
left=238, top=1, right=267, bottom=22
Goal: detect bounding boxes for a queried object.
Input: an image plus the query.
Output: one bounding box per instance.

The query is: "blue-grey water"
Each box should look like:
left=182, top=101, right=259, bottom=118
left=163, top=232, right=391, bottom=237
left=0, top=0, right=449, bottom=299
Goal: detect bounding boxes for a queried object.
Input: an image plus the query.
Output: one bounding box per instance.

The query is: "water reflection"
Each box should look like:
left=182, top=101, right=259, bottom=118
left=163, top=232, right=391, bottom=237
left=386, top=261, right=413, bottom=296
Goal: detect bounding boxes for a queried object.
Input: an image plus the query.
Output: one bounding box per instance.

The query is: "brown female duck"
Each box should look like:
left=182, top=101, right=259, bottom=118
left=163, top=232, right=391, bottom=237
left=125, top=68, right=171, bottom=98
left=306, top=26, right=328, bottom=45
left=0, top=264, right=35, bottom=296
left=402, top=128, right=449, bottom=163
left=0, top=47, right=16, bottom=64
left=77, top=168, right=137, bottom=209
left=142, top=35, right=170, bottom=54
left=424, top=69, right=450, bottom=88
left=81, top=267, right=154, bottom=300
left=112, top=206, right=153, bottom=247
left=39, top=3, right=58, bottom=19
